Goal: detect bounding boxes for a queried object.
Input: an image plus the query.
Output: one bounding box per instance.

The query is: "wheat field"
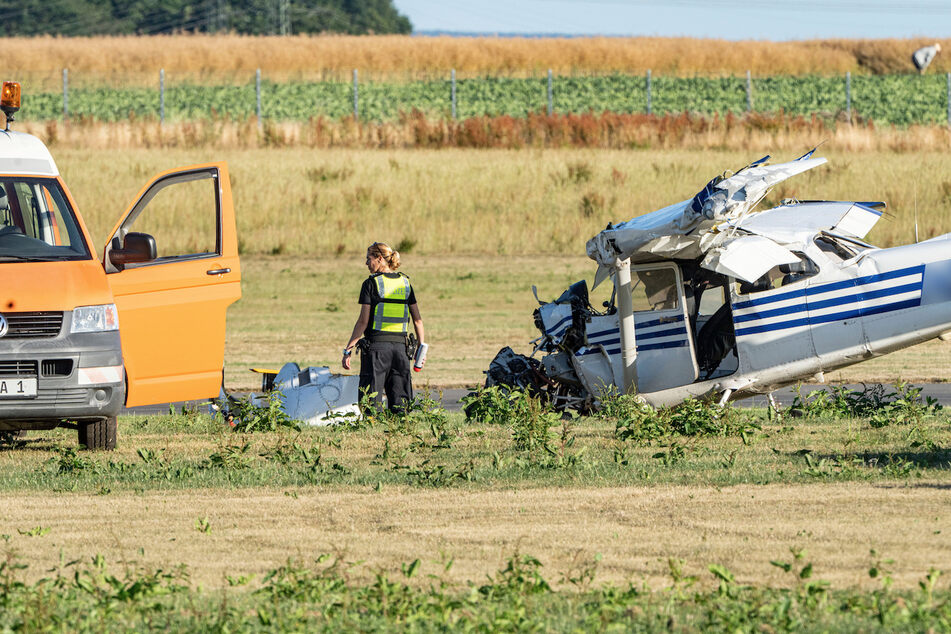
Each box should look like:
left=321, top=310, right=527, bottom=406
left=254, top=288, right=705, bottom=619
left=4, top=34, right=948, bottom=89
left=55, top=145, right=951, bottom=259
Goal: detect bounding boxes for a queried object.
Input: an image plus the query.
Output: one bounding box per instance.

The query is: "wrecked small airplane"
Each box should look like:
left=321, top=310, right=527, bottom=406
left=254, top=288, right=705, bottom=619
left=489, top=149, right=951, bottom=411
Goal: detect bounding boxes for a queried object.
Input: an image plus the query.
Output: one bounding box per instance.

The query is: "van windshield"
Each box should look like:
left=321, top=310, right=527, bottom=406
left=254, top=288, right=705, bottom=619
left=0, top=177, right=90, bottom=261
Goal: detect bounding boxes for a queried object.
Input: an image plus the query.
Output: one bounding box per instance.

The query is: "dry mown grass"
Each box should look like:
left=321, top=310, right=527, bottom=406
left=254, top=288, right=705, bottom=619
left=3, top=483, right=949, bottom=590
left=5, top=35, right=949, bottom=88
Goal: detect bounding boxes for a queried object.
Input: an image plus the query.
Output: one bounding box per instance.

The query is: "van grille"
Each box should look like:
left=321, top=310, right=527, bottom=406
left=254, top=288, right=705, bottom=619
left=1, top=312, right=63, bottom=339
left=0, top=360, right=38, bottom=376
left=41, top=359, right=73, bottom=377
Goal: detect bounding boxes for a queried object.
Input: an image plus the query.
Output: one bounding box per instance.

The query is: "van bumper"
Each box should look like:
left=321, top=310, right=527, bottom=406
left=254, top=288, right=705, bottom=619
left=0, top=330, right=125, bottom=430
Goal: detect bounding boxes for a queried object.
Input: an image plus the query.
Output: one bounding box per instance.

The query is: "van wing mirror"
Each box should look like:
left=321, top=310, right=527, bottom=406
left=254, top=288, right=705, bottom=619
left=109, top=232, right=157, bottom=270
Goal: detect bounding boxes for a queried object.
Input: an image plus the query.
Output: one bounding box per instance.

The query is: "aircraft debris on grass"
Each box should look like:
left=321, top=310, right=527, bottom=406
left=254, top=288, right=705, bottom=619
left=230, top=363, right=360, bottom=425
left=485, top=149, right=951, bottom=412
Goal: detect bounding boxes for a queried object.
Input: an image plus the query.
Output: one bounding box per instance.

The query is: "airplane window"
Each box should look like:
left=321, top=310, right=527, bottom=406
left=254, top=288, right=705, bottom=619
left=632, top=267, right=679, bottom=311
left=735, top=252, right=817, bottom=294
left=815, top=236, right=855, bottom=261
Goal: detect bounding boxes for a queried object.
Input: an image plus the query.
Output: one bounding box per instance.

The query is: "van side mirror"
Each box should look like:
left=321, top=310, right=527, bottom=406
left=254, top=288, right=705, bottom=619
left=109, top=232, right=157, bottom=270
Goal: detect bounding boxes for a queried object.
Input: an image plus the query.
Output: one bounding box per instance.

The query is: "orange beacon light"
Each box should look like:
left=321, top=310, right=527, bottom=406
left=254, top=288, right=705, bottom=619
left=1, top=81, right=21, bottom=130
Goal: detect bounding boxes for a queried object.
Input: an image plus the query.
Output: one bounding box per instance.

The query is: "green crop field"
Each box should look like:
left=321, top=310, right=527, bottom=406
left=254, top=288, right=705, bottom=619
left=24, top=73, right=951, bottom=125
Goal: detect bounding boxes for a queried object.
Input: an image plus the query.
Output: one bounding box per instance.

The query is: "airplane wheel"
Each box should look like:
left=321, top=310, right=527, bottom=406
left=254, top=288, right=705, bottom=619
left=78, top=417, right=117, bottom=450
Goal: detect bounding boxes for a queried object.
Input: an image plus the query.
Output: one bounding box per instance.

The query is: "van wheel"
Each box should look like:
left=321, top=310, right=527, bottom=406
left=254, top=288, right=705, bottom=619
left=78, top=417, right=117, bottom=450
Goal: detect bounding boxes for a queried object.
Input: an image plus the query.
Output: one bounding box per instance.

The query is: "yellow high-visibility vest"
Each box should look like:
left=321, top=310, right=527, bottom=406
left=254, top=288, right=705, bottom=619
left=372, top=273, right=411, bottom=333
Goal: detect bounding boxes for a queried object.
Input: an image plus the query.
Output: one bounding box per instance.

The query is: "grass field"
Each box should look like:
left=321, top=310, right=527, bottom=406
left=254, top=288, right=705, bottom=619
left=43, top=146, right=951, bottom=388
left=54, top=147, right=951, bottom=258
left=224, top=254, right=951, bottom=391
left=2, top=394, right=951, bottom=628
left=5, top=101, right=951, bottom=628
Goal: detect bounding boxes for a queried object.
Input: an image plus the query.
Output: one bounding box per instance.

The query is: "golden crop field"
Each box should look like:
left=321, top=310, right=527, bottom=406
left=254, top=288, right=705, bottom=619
left=54, top=145, right=951, bottom=259
left=4, top=34, right=949, bottom=88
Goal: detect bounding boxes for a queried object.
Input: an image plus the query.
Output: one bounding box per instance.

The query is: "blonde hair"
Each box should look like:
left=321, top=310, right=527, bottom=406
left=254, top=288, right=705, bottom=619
left=368, top=241, right=401, bottom=270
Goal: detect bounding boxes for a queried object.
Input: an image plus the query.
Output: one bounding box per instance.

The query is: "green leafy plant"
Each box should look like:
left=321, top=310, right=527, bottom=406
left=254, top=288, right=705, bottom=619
left=792, top=382, right=941, bottom=423
left=47, top=446, right=95, bottom=475
left=228, top=392, right=301, bottom=433
left=508, top=393, right=560, bottom=454
left=205, top=442, right=255, bottom=470
left=16, top=526, right=50, bottom=538
left=194, top=517, right=212, bottom=534
left=462, top=385, right=526, bottom=425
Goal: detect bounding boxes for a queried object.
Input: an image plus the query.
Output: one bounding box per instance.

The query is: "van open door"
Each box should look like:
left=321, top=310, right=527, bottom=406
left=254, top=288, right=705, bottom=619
left=104, top=163, right=241, bottom=407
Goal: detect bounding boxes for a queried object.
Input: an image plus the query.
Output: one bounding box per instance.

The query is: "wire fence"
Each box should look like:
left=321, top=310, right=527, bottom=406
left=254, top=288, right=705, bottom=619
left=18, top=69, right=951, bottom=127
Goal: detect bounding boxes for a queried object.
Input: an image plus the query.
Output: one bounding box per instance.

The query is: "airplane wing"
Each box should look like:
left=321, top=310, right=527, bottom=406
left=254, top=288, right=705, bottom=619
left=733, top=201, right=883, bottom=242
left=700, top=234, right=800, bottom=283
left=586, top=153, right=829, bottom=271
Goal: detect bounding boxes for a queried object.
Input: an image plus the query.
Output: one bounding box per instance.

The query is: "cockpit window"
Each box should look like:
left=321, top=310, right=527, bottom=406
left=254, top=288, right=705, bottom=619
left=0, top=178, right=89, bottom=261
left=735, top=252, right=818, bottom=294
left=632, top=267, right=679, bottom=311
left=815, top=235, right=857, bottom=261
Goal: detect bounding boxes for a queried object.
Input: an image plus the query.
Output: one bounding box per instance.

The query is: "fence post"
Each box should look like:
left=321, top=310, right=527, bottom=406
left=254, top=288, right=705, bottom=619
left=255, top=69, right=262, bottom=129
left=352, top=69, right=358, bottom=119
left=62, top=68, right=68, bottom=120
left=547, top=69, right=553, bottom=116
left=451, top=69, right=456, bottom=119
left=846, top=71, right=851, bottom=124
left=159, top=68, right=165, bottom=126
left=746, top=70, right=752, bottom=112
left=646, top=69, right=652, bottom=115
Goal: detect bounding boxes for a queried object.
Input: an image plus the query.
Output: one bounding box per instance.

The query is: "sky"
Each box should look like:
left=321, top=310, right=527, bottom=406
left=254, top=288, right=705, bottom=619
left=392, top=0, right=951, bottom=41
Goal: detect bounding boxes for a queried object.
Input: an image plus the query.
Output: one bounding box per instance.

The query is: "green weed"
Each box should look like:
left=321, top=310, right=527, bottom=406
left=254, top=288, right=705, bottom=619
left=792, top=382, right=941, bottom=424
left=205, top=442, right=255, bottom=470
left=227, top=392, right=301, bottom=433
left=2, top=549, right=951, bottom=630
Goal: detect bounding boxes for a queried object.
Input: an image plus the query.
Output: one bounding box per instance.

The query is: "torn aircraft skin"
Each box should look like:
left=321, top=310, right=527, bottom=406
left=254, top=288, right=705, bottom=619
left=220, top=363, right=360, bottom=425
left=490, top=150, right=951, bottom=410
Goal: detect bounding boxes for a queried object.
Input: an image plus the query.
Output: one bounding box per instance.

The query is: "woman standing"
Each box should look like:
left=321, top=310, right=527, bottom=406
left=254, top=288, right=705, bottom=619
left=342, top=242, right=425, bottom=413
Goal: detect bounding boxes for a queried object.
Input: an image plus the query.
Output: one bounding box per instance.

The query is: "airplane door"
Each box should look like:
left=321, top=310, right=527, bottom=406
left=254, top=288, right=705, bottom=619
left=731, top=253, right=820, bottom=372
left=104, top=163, right=241, bottom=407
left=630, top=264, right=698, bottom=393
left=804, top=267, right=869, bottom=368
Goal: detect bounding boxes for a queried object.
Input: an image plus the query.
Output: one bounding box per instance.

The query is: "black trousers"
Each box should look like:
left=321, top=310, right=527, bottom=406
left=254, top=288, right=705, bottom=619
left=359, top=340, right=413, bottom=413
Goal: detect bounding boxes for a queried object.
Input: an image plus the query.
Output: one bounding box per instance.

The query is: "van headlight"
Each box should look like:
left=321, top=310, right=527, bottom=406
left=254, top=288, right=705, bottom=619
left=71, top=304, right=119, bottom=333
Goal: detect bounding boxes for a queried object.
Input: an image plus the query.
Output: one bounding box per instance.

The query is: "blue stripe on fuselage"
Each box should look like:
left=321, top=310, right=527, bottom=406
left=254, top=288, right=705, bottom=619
left=732, top=264, right=924, bottom=311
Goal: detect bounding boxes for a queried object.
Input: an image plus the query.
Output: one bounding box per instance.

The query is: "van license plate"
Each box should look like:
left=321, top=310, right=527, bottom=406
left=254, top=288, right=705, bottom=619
left=0, top=378, right=37, bottom=398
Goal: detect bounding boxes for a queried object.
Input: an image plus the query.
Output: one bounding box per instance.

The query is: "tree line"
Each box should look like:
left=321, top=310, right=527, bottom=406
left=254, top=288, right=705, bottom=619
left=0, top=0, right=412, bottom=36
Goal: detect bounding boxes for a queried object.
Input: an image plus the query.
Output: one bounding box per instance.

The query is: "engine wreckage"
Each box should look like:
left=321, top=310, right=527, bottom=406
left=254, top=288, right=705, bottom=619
left=488, top=149, right=951, bottom=411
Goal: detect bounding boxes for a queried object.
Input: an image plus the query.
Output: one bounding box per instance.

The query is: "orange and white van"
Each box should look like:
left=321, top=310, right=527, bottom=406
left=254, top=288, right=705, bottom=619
left=0, top=83, right=240, bottom=449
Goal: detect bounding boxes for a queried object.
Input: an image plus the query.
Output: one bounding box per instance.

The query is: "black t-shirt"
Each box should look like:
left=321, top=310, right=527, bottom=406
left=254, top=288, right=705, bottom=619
left=359, top=273, right=416, bottom=341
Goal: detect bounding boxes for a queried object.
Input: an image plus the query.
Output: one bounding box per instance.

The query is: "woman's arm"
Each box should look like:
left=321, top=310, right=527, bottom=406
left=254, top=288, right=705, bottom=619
left=343, top=304, right=371, bottom=370
left=408, top=303, right=425, bottom=368
left=409, top=303, right=424, bottom=344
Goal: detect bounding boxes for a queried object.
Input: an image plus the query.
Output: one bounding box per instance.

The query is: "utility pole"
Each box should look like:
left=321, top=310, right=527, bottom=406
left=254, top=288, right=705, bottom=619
left=280, top=0, right=290, bottom=35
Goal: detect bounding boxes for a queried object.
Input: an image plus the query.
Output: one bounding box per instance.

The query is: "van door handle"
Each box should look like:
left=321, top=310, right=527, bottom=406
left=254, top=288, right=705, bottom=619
left=206, top=267, right=231, bottom=276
